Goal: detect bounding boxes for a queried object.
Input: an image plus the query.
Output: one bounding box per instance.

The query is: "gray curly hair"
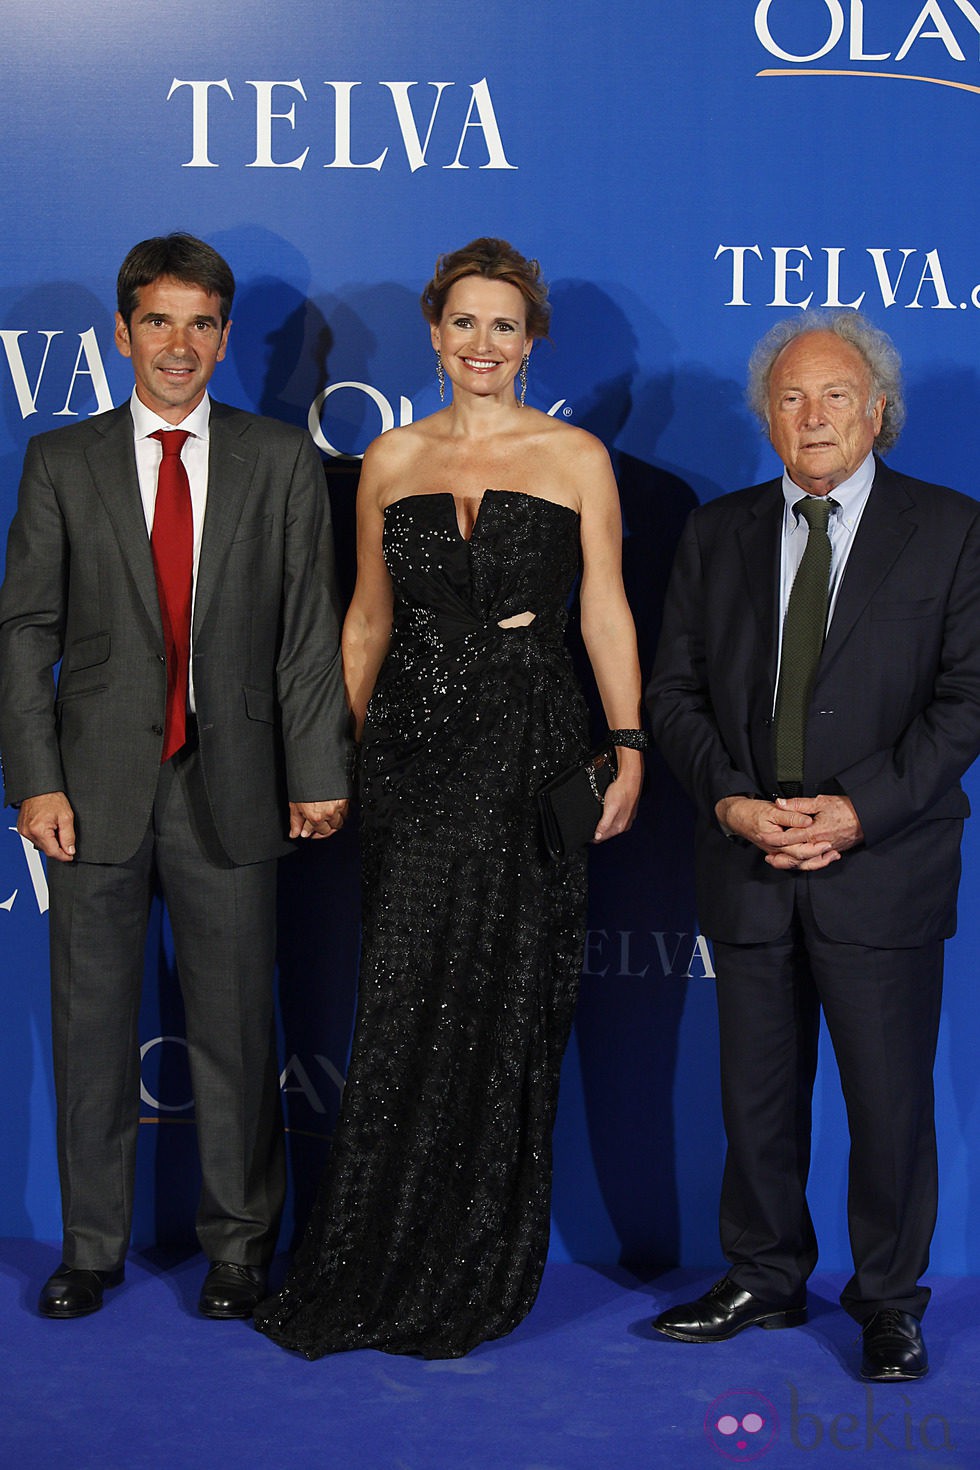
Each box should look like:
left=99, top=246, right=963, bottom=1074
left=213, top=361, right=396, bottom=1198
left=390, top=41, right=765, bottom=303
left=746, top=311, right=905, bottom=454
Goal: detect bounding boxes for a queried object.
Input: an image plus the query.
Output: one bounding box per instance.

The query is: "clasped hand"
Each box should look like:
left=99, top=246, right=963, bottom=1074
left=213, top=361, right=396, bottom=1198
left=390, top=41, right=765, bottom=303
left=18, top=793, right=349, bottom=854
left=714, top=793, right=863, bottom=871
left=289, top=799, right=349, bottom=840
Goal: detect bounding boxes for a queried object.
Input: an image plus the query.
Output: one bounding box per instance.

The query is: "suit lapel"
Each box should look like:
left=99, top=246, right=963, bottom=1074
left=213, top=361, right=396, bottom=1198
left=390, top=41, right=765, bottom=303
left=193, top=402, right=258, bottom=637
left=86, top=405, right=162, bottom=636
left=821, top=461, right=915, bottom=667
left=736, top=480, right=783, bottom=681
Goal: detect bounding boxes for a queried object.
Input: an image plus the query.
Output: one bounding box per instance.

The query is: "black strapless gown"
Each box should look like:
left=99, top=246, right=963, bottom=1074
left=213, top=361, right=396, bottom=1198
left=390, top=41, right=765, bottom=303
left=254, top=490, right=590, bottom=1359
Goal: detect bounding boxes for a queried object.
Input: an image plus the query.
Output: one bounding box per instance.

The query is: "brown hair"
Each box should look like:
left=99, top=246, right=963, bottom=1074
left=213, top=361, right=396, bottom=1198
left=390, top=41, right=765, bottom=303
left=420, top=237, right=551, bottom=337
left=117, top=233, right=235, bottom=329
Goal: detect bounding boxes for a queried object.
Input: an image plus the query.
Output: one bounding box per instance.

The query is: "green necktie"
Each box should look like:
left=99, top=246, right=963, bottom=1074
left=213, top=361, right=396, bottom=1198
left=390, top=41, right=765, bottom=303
left=774, top=496, right=835, bottom=788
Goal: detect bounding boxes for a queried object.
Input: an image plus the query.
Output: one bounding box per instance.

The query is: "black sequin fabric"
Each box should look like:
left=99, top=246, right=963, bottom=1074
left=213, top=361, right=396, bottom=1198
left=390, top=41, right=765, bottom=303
left=254, top=490, right=589, bottom=1359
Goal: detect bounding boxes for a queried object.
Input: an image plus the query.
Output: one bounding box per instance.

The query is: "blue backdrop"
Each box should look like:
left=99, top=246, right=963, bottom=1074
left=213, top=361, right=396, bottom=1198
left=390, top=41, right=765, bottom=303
left=2, top=0, right=978, bottom=1274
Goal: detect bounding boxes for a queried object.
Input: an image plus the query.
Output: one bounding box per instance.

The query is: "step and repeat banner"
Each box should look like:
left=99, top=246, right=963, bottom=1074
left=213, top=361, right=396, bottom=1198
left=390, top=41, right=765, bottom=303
left=2, top=1, right=979, bottom=1272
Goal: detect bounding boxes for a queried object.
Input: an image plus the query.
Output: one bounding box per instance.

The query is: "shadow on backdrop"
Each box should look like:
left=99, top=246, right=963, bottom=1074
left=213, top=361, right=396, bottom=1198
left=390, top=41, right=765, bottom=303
left=891, top=364, right=980, bottom=1274
left=536, top=282, right=747, bottom=1267
left=0, top=281, right=128, bottom=1241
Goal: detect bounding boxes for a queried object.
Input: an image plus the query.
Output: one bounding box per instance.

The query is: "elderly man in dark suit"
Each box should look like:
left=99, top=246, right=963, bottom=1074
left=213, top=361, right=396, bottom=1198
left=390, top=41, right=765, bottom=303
left=0, top=234, right=350, bottom=1321
left=646, top=312, right=980, bottom=1381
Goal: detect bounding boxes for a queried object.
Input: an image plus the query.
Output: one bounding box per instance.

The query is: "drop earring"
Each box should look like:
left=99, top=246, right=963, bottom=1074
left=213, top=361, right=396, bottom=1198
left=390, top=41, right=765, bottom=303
left=436, top=351, right=445, bottom=403
left=519, top=354, right=529, bottom=408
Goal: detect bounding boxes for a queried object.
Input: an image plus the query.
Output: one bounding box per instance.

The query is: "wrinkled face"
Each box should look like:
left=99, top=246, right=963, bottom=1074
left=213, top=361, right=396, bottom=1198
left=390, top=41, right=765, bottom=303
left=115, top=276, right=230, bottom=423
left=430, top=275, right=530, bottom=402
left=767, top=331, right=884, bottom=495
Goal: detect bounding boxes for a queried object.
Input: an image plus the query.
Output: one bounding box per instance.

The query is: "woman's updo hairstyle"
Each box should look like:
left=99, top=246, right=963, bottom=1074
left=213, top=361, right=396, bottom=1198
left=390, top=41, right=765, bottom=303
left=420, top=237, right=551, bottom=338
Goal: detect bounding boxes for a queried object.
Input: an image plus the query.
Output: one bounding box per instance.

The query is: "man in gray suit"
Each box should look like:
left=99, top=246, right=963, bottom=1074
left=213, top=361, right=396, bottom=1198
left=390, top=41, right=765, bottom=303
left=0, top=234, right=351, bottom=1320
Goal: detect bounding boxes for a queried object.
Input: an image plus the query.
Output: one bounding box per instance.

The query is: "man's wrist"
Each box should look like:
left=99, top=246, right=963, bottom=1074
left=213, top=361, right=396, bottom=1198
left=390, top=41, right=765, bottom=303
left=715, top=793, right=755, bottom=839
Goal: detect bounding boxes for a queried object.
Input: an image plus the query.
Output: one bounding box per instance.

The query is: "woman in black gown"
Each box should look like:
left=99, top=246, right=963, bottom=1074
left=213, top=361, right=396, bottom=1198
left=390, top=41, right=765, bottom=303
left=254, top=238, right=644, bottom=1359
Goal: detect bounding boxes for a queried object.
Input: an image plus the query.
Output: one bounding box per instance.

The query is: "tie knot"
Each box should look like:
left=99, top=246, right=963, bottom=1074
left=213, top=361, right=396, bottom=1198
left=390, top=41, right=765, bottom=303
left=151, top=429, right=191, bottom=457
left=796, top=496, right=834, bottom=532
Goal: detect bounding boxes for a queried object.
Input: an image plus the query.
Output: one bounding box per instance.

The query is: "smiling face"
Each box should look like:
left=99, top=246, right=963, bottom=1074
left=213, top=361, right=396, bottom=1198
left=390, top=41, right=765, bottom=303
left=115, top=275, right=230, bottom=424
left=430, top=275, right=530, bottom=403
left=768, top=330, right=885, bottom=496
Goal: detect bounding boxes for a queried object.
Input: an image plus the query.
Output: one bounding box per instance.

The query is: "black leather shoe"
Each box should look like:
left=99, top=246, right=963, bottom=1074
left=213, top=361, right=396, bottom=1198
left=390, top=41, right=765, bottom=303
left=861, top=1309, right=928, bottom=1381
left=39, top=1264, right=124, bottom=1319
left=652, top=1276, right=807, bottom=1342
left=198, top=1262, right=268, bottom=1319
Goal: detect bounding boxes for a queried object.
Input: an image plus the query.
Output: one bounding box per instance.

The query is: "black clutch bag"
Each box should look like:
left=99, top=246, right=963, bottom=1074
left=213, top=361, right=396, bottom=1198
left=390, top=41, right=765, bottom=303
left=537, top=745, right=618, bottom=861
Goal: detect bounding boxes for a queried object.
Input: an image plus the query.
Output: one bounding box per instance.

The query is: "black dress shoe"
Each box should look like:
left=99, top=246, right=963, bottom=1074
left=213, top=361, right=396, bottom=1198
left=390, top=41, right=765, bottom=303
left=652, top=1276, right=807, bottom=1342
left=861, top=1309, right=928, bottom=1381
left=198, top=1262, right=268, bottom=1319
left=39, top=1264, right=124, bottom=1319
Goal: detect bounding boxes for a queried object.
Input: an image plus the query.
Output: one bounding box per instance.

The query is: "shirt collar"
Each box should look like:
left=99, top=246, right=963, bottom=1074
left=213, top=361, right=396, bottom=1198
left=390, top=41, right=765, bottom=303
left=781, top=451, right=876, bottom=528
left=129, top=389, right=211, bottom=442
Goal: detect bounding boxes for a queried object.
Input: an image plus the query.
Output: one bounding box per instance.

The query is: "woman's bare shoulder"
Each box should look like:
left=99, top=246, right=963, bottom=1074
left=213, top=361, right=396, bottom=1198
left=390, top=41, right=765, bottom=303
left=532, top=417, right=613, bottom=477
left=366, top=413, right=449, bottom=467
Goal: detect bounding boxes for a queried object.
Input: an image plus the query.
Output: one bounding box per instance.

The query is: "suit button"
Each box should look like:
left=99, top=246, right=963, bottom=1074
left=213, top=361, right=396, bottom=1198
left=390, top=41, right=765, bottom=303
left=151, top=724, right=164, bottom=736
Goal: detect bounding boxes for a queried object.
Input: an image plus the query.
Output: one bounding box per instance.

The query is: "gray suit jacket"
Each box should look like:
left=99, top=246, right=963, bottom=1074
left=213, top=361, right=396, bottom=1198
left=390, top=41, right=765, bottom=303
left=0, top=399, right=350, bottom=864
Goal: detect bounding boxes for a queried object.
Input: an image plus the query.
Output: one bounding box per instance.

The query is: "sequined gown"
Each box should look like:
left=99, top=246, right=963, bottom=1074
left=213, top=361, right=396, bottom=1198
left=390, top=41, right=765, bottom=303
left=254, top=489, right=589, bottom=1359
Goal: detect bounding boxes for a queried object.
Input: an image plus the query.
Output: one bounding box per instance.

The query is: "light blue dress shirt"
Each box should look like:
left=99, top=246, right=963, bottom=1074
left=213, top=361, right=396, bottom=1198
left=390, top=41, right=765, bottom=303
left=774, top=450, right=877, bottom=697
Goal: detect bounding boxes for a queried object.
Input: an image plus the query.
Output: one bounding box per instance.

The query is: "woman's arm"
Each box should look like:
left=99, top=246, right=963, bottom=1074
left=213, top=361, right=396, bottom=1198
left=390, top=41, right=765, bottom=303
left=574, top=434, right=644, bottom=840
left=341, top=439, right=395, bottom=738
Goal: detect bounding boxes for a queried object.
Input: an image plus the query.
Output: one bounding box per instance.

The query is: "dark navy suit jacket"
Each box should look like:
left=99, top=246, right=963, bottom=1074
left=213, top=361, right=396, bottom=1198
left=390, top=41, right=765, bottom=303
left=647, top=460, right=980, bottom=948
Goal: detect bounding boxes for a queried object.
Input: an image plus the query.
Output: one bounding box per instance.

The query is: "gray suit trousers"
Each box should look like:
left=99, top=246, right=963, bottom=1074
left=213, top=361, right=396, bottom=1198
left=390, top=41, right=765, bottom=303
left=47, top=740, right=285, bottom=1270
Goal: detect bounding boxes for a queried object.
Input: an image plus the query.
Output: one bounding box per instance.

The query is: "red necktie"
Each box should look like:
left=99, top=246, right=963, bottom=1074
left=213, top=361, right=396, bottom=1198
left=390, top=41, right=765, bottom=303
left=150, top=429, right=193, bottom=762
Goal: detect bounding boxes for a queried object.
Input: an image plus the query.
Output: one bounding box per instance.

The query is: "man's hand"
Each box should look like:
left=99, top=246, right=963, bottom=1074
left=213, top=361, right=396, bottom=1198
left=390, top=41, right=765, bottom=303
left=17, top=791, right=76, bottom=862
left=289, top=798, right=349, bottom=840
left=765, top=794, right=863, bottom=870
left=715, top=793, right=840, bottom=871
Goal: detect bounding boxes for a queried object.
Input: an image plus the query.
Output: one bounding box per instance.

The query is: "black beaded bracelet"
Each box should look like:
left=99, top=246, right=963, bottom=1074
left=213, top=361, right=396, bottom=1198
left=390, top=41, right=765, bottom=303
left=607, top=728, right=649, bottom=751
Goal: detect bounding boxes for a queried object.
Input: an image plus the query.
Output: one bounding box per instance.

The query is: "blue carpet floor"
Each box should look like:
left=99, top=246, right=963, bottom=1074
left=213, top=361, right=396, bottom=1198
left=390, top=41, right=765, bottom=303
left=1, top=1241, right=977, bottom=1469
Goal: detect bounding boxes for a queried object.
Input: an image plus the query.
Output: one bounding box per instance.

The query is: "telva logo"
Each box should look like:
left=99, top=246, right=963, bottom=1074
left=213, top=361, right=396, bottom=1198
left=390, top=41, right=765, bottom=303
left=167, top=78, right=517, bottom=170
